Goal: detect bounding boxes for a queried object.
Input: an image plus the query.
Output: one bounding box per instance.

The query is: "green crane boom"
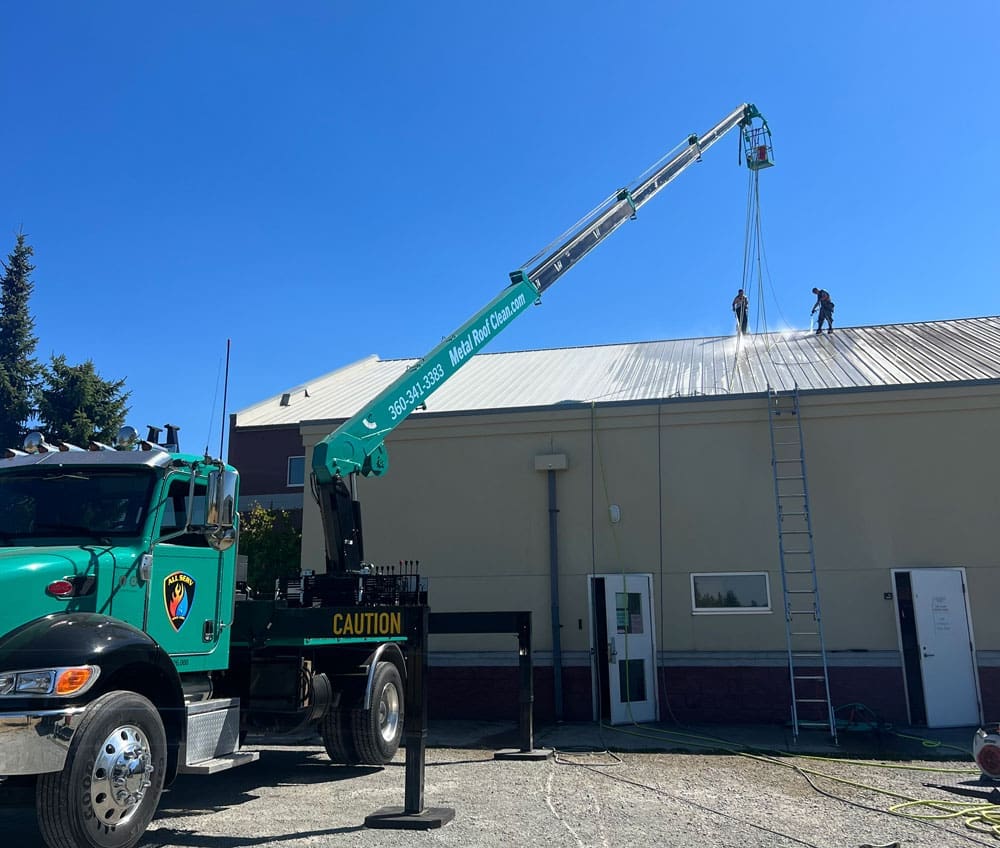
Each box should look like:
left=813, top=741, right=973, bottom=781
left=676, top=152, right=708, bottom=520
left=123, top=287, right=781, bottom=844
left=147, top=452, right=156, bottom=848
left=312, top=102, right=772, bottom=572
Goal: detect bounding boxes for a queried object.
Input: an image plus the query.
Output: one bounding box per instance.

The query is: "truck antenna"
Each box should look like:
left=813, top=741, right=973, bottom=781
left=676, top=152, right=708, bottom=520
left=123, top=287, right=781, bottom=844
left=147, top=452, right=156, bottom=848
left=219, top=338, right=231, bottom=461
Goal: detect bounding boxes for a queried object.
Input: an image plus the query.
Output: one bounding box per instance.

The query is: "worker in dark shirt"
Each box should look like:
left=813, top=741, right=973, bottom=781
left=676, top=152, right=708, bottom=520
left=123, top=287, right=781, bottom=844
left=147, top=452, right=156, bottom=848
left=811, top=287, right=834, bottom=334
left=732, top=289, right=749, bottom=335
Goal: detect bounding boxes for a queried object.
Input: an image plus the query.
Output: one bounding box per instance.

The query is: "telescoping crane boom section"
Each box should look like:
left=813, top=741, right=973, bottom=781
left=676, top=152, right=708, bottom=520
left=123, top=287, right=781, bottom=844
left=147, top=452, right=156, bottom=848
left=312, top=103, right=771, bottom=572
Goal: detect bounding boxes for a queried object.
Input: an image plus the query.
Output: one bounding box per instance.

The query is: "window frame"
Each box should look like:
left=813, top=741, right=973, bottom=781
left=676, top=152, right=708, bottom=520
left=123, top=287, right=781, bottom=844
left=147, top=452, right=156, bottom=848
left=689, top=571, right=772, bottom=615
left=287, top=456, right=305, bottom=488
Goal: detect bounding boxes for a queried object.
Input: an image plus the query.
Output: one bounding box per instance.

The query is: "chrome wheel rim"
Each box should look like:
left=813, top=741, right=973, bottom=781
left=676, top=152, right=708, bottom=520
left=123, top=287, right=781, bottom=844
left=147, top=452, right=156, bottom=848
left=90, top=724, right=154, bottom=826
left=377, top=682, right=401, bottom=743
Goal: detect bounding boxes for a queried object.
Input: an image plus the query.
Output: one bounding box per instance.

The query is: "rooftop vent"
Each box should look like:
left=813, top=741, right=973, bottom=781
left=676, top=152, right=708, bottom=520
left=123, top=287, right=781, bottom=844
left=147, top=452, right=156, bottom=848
left=280, top=393, right=291, bottom=407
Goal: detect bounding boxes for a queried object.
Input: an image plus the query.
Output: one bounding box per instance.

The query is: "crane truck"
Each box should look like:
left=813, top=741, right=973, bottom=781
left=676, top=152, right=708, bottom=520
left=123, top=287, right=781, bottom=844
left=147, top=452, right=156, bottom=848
left=0, top=103, right=771, bottom=848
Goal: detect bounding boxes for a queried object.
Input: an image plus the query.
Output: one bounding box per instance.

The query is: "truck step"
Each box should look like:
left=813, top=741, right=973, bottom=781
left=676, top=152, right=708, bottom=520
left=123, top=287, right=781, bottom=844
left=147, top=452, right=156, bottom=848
left=178, top=750, right=260, bottom=775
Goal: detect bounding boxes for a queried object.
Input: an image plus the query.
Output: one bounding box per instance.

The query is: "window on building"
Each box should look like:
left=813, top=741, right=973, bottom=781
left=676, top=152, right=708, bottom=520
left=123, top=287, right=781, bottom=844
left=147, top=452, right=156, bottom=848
left=618, top=659, right=646, bottom=702
left=690, top=572, right=771, bottom=614
left=615, top=592, right=644, bottom=634
left=287, top=456, right=305, bottom=487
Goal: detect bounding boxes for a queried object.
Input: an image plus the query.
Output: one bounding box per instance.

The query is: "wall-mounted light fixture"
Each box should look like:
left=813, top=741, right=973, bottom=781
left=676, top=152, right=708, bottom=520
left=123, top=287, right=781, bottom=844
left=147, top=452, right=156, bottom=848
left=609, top=504, right=621, bottom=524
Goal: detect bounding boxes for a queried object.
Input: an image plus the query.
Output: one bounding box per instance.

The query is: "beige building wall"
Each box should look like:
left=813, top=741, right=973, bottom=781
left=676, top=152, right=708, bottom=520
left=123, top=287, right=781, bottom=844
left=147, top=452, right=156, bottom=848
left=300, top=383, right=1000, bottom=658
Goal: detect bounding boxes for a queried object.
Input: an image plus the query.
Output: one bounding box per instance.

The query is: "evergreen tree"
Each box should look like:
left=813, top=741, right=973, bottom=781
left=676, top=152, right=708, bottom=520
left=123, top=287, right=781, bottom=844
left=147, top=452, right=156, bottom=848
left=36, top=355, right=131, bottom=445
left=0, top=233, right=40, bottom=448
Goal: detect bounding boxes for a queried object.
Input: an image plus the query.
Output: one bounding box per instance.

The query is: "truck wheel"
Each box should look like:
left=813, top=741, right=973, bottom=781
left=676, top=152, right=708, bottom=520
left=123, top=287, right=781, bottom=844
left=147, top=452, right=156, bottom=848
left=350, top=661, right=404, bottom=764
left=36, top=691, right=166, bottom=848
left=320, top=707, right=358, bottom=764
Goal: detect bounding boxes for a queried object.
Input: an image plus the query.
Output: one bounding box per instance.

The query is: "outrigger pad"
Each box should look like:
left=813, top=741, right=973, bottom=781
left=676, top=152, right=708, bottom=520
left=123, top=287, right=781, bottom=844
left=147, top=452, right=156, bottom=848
left=365, top=806, right=456, bottom=830
left=494, top=747, right=554, bottom=761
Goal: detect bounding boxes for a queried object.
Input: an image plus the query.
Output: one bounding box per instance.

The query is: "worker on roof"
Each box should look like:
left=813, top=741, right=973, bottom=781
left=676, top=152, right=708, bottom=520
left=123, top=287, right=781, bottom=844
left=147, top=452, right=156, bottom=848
left=811, top=287, right=835, bottom=335
left=732, top=289, right=749, bottom=335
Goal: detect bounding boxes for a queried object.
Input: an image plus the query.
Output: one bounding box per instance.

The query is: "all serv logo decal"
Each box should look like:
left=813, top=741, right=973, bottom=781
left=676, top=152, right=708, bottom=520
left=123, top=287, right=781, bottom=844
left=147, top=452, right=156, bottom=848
left=164, top=571, right=196, bottom=631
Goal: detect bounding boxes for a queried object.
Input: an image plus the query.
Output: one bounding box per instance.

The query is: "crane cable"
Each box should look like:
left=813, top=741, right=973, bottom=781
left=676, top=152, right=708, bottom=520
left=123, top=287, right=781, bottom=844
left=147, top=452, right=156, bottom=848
left=727, top=159, right=837, bottom=392
left=724, top=165, right=766, bottom=393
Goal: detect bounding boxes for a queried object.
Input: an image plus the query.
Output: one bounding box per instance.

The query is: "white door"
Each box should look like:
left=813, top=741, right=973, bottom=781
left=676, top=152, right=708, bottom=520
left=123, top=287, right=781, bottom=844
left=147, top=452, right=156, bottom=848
left=601, top=574, right=657, bottom=724
left=909, top=568, right=980, bottom=727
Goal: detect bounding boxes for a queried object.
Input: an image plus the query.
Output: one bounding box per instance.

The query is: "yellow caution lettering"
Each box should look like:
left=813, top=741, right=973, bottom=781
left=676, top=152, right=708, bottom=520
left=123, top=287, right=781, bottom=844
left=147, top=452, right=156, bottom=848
left=331, top=609, right=404, bottom=636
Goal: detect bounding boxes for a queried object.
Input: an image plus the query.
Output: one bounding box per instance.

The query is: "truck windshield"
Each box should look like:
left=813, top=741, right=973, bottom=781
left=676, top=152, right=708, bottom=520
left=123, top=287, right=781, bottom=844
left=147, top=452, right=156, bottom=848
left=0, top=469, right=156, bottom=541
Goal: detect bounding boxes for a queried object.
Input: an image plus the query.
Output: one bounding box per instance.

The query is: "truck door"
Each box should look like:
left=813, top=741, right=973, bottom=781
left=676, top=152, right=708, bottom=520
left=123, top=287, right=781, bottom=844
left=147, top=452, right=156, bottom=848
left=144, top=473, right=232, bottom=673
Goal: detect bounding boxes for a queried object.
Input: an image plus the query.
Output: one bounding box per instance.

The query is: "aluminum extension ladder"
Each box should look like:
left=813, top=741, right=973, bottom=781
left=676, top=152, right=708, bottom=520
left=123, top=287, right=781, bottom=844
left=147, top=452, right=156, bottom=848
left=766, top=387, right=837, bottom=743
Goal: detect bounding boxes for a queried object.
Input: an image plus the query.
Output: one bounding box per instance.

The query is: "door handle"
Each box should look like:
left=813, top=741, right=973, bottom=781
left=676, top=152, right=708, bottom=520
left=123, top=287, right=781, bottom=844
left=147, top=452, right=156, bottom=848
left=922, top=647, right=935, bottom=658
left=138, top=553, right=153, bottom=584
left=608, top=641, right=617, bottom=664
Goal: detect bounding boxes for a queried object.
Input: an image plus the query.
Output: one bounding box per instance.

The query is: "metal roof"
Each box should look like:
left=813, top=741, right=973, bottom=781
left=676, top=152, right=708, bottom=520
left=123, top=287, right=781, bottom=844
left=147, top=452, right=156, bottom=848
left=234, top=316, right=1000, bottom=429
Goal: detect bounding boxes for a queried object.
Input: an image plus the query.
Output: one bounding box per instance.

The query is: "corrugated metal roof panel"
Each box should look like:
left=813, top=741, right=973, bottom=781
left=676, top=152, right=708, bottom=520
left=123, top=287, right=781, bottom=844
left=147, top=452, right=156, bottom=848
left=234, top=316, right=1000, bottom=428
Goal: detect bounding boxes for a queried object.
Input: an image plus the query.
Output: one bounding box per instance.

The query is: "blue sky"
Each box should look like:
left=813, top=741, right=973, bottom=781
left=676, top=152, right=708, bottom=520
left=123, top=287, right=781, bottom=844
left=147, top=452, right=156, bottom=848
left=3, top=3, right=998, bottom=457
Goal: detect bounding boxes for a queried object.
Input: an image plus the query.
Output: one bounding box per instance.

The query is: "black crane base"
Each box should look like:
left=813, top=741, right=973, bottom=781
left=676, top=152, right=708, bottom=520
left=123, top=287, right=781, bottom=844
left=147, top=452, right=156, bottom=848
left=365, top=806, right=456, bottom=830
left=493, top=747, right=554, bottom=761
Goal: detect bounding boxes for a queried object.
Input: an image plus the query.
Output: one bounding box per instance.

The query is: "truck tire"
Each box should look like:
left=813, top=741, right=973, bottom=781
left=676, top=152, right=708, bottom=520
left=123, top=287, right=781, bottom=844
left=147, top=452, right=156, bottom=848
left=320, top=707, right=358, bottom=764
left=36, top=691, right=166, bottom=848
left=350, top=661, right=404, bottom=764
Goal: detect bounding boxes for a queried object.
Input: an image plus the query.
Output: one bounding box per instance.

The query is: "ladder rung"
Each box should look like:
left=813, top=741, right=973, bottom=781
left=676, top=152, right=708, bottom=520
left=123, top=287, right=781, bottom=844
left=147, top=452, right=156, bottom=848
left=784, top=569, right=814, bottom=574
left=780, top=530, right=811, bottom=535
left=786, top=589, right=816, bottom=595
left=780, top=511, right=808, bottom=516
left=775, top=475, right=805, bottom=481
left=795, top=698, right=829, bottom=704
left=791, top=632, right=820, bottom=637
left=783, top=550, right=812, bottom=555
left=794, top=675, right=826, bottom=681
left=788, top=610, right=817, bottom=615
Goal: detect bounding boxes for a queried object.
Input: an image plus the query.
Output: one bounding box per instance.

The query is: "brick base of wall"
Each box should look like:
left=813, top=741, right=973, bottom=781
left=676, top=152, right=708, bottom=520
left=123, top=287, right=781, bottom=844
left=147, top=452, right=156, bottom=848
left=425, top=663, right=988, bottom=725
left=979, top=667, right=1000, bottom=723
left=660, top=665, right=909, bottom=724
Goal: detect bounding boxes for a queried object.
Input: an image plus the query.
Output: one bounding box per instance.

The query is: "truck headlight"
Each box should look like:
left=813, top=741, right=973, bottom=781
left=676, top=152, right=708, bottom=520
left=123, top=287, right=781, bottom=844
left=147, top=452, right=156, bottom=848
left=15, top=670, right=55, bottom=693
left=0, top=666, right=99, bottom=697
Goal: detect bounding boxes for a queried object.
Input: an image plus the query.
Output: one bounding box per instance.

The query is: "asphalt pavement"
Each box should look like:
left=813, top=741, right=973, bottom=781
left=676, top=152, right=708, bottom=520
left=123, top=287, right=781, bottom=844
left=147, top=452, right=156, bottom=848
left=3, top=720, right=993, bottom=848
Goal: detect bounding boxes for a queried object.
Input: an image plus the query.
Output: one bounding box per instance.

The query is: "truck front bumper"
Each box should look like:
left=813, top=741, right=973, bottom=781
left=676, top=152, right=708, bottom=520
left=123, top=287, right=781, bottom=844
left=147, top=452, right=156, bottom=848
left=0, top=708, right=85, bottom=775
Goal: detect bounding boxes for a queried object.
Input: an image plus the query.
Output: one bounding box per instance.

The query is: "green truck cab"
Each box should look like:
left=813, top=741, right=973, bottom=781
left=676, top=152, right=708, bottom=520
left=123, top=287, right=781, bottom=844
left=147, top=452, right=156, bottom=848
left=0, top=427, right=413, bottom=848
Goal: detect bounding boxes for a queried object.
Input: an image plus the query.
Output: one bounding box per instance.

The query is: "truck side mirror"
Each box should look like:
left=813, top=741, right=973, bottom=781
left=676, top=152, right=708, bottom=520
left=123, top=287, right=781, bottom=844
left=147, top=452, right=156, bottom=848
left=204, top=469, right=238, bottom=551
